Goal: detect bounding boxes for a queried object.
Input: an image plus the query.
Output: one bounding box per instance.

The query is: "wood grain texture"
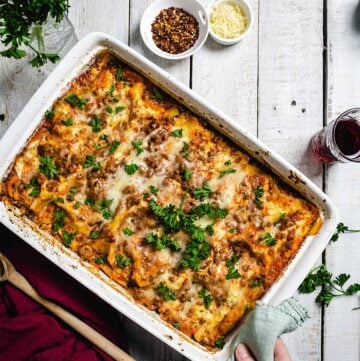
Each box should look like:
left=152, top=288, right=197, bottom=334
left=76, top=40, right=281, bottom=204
left=257, top=1, right=324, bottom=360
left=324, top=1, right=360, bottom=360
left=192, top=0, right=259, bottom=135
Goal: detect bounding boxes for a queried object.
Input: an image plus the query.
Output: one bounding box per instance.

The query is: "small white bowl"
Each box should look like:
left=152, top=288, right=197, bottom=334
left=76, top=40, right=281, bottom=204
left=140, top=0, right=209, bottom=60
left=208, top=0, right=253, bottom=46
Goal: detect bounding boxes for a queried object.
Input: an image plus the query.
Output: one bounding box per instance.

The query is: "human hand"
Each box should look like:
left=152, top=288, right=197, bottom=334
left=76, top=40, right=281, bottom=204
left=235, top=337, right=292, bottom=361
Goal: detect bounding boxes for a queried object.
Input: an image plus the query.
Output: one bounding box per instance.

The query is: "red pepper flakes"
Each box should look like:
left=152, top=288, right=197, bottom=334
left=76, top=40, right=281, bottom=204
left=151, top=7, right=199, bottom=55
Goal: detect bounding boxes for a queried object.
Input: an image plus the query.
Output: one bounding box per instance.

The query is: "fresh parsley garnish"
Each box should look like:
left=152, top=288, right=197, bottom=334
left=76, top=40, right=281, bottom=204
left=25, top=177, right=40, bottom=197
left=254, top=186, right=264, bottom=207
left=124, top=164, right=138, bottom=175
left=260, top=233, right=277, bottom=246
left=157, top=282, right=176, bottom=301
left=219, top=168, right=236, bottom=178
left=182, top=168, right=192, bottom=181
left=52, top=208, right=66, bottom=233
left=224, top=159, right=232, bottom=166
left=123, top=227, right=135, bottom=236
left=205, top=224, right=214, bottom=235
left=171, top=128, right=183, bottom=138
left=116, top=254, right=132, bottom=268
left=115, top=105, right=126, bottom=114
left=193, top=182, right=213, bottom=201
left=62, top=118, right=73, bottom=126
left=89, top=231, right=100, bottom=239
left=89, top=117, right=102, bottom=133
left=66, top=187, right=77, bottom=201
left=110, top=140, right=121, bottom=154
left=198, top=289, right=213, bottom=309
left=225, top=255, right=241, bottom=280
left=84, top=198, right=96, bottom=206
left=116, top=66, right=125, bottom=81
left=143, top=192, right=150, bottom=199
left=39, top=156, right=58, bottom=178
left=149, top=185, right=158, bottom=195
left=189, top=203, right=228, bottom=220
left=96, top=199, right=113, bottom=220
left=250, top=278, right=263, bottom=288
left=145, top=233, right=181, bottom=252
left=331, top=222, right=360, bottom=242
left=95, top=255, right=107, bottom=265
left=45, top=108, right=54, bottom=119
left=65, top=94, right=88, bottom=109
left=106, top=84, right=115, bottom=96
left=132, top=140, right=144, bottom=155
left=83, top=155, right=102, bottom=171
left=181, top=141, right=190, bottom=159
left=215, top=339, right=225, bottom=349
left=151, top=87, right=164, bottom=101
left=74, top=201, right=81, bottom=209
left=105, top=106, right=113, bottom=114
left=62, top=231, right=75, bottom=248
left=299, top=264, right=360, bottom=307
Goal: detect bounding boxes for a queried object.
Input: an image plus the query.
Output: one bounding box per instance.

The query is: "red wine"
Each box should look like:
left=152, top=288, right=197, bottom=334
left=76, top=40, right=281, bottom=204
left=334, top=118, right=360, bottom=157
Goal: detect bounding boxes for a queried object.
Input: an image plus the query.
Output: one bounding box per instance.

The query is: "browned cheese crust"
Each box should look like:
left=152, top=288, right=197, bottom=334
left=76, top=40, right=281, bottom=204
left=0, top=51, right=321, bottom=349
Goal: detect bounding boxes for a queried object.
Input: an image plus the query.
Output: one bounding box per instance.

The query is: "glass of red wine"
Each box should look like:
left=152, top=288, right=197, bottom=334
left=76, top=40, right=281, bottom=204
left=311, top=108, right=360, bottom=163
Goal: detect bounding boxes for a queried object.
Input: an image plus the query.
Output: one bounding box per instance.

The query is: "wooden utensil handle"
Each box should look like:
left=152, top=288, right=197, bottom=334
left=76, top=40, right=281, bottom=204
left=2, top=255, right=134, bottom=361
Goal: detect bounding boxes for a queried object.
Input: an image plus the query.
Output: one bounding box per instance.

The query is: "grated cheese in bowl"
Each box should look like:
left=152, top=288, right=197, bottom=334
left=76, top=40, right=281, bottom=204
left=210, top=0, right=249, bottom=40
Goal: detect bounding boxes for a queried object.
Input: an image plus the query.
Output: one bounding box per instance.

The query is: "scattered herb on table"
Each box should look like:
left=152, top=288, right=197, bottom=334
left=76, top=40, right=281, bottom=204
left=299, top=264, right=360, bottom=307
left=331, top=222, right=360, bottom=242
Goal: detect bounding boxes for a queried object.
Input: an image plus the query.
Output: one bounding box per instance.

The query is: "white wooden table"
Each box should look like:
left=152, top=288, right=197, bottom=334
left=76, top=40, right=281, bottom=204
left=1, top=1, right=359, bottom=360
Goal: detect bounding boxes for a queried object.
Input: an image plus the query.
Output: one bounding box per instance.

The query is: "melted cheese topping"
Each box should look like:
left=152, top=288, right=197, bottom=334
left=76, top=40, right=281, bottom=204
left=0, top=51, right=321, bottom=349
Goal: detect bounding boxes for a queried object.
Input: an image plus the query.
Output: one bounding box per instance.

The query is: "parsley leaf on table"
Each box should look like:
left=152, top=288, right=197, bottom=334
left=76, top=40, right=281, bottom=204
left=299, top=264, right=360, bottom=307
left=331, top=222, right=360, bottom=242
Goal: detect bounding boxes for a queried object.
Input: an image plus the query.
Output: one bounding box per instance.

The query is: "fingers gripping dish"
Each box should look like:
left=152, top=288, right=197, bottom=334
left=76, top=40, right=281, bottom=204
left=0, top=51, right=321, bottom=349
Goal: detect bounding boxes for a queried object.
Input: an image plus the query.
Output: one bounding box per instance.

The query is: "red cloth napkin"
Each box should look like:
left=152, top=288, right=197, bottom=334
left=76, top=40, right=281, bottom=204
left=0, top=224, right=128, bottom=361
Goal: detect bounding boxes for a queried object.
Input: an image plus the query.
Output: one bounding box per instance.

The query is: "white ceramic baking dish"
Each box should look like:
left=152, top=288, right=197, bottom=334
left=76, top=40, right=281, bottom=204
left=0, top=32, right=338, bottom=361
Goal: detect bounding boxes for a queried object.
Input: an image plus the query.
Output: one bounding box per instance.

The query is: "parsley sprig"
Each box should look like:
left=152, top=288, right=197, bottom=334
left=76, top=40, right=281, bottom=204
left=198, top=289, right=213, bottom=309
left=157, top=282, right=176, bottom=301
left=25, top=176, right=40, bottom=197
left=254, top=186, right=264, bottom=207
left=225, top=255, right=241, bottom=280
left=39, top=156, right=58, bottom=178
left=145, top=233, right=181, bottom=251
left=0, top=1, right=70, bottom=67
left=193, top=182, right=213, bottom=201
left=331, top=222, right=360, bottom=242
left=299, top=264, right=360, bottom=307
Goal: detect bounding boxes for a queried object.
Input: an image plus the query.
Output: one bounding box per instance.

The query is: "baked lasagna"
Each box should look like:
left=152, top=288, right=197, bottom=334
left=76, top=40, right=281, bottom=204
left=0, top=51, right=321, bottom=349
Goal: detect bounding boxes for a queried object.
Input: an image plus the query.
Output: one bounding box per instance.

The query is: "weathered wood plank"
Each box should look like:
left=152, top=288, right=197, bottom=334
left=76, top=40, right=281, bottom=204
left=257, top=1, right=324, bottom=360
left=324, top=1, right=360, bottom=360
left=192, top=0, right=259, bottom=135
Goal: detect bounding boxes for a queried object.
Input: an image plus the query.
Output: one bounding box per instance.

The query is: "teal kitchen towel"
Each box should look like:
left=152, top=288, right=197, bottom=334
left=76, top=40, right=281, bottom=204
left=228, top=298, right=309, bottom=361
